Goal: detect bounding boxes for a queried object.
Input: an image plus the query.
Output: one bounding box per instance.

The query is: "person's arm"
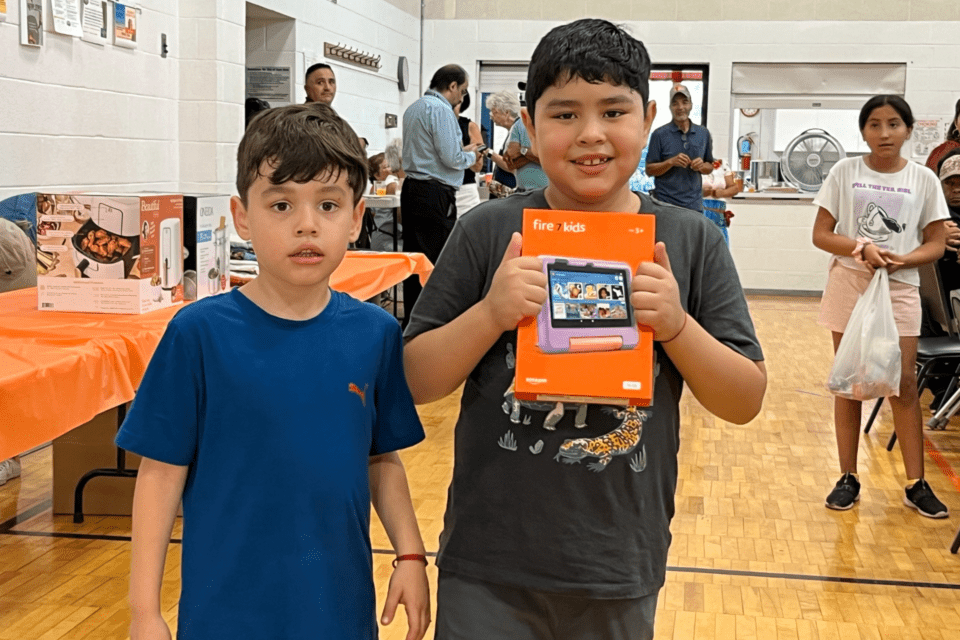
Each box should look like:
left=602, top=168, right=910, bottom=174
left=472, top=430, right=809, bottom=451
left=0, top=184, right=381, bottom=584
left=129, top=458, right=188, bottom=640
left=369, top=452, right=429, bottom=640
left=404, top=233, right=546, bottom=404
left=885, top=220, right=947, bottom=272
left=432, top=106, right=477, bottom=171
left=631, top=243, right=766, bottom=425
left=713, top=172, right=742, bottom=199
left=689, top=157, right=715, bottom=175
left=504, top=141, right=531, bottom=171
left=646, top=155, right=690, bottom=176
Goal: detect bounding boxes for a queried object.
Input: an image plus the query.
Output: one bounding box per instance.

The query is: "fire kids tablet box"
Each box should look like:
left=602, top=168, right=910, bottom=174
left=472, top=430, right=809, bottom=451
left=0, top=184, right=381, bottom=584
left=36, top=193, right=184, bottom=314
left=515, top=208, right=655, bottom=406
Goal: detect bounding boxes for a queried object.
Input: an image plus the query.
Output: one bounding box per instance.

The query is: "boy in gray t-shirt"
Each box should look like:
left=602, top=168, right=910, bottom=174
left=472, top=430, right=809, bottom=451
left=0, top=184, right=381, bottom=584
left=404, top=19, right=766, bottom=640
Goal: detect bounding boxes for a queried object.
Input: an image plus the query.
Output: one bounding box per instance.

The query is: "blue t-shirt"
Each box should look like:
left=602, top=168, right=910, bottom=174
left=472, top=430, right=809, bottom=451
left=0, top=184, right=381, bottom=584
left=116, top=289, right=424, bottom=640
left=646, top=122, right=714, bottom=212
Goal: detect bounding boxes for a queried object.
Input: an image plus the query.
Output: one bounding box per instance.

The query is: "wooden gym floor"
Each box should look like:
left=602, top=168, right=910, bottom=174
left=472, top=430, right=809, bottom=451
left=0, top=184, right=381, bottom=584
left=2, top=295, right=960, bottom=639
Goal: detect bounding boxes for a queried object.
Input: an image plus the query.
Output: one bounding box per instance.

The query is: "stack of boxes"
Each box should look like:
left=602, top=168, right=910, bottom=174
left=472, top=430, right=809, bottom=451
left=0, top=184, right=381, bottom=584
left=35, top=192, right=231, bottom=313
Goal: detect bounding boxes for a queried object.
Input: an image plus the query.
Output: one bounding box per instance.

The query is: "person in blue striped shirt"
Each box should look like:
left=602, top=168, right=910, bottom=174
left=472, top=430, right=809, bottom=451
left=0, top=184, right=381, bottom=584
left=401, top=64, right=484, bottom=324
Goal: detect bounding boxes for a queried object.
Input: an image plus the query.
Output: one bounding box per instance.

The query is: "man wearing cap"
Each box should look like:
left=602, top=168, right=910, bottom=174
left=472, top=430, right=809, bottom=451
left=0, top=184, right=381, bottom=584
left=645, top=84, right=715, bottom=213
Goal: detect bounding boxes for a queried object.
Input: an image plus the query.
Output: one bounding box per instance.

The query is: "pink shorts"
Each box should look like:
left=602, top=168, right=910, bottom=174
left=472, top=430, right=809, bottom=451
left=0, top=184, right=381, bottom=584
left=818, top=263, right=921, bottom=337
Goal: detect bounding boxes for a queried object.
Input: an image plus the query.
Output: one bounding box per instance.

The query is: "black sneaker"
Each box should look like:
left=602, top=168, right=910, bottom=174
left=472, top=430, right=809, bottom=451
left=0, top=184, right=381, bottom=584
left=825, top=473, right=861, bottom=510
left=904, top=479, right=949, bottom=518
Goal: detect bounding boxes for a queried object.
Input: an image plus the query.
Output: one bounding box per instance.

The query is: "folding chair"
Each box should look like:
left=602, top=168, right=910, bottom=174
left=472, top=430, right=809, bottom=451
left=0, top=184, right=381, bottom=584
left=862, top=260, right=960, bottom=450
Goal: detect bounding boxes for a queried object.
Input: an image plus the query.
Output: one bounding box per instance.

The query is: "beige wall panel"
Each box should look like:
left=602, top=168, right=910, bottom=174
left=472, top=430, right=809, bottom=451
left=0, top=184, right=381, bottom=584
left=588, top=0, right=635, bottom=23
left=432, top=0, right=960, bottom=20
left=771, top=3, right=817, bottom=20
left=499, top=1, right=544, bottom=20
left=720, top=0, right=772, bottom=21
left=813, top=0, right=865, bottom=21
left=910, top=0, right=960, bottom=20
left=629, top=1, right=679, bottom=21
left=455, top=4, right=500, bottom=19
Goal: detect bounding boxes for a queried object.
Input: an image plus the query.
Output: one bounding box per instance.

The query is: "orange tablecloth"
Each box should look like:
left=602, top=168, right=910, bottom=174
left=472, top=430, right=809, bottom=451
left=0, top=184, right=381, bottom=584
left=0, top=251, right=432, bottom=460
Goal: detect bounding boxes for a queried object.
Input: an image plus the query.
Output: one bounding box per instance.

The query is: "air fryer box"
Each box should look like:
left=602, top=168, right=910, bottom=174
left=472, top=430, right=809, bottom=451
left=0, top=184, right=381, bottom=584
left=515, top=209, right=656, bottom=406
left=36, top=193, right=185, bottom=314
left=182, top=194, right=231, bottom=300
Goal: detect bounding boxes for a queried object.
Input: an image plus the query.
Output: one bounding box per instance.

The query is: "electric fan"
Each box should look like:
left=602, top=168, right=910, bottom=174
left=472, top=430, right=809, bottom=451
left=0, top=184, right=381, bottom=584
left=780, top=129, right=846, bottom=193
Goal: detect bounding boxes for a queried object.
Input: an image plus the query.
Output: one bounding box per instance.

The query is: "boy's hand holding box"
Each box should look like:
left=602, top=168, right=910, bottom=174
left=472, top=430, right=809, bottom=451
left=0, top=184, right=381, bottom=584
left=515, top=208, right=656, bottom=406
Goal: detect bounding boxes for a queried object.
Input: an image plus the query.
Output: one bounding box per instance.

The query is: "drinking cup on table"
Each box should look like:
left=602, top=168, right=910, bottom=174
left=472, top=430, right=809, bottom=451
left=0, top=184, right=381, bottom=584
left=374, top=181, right=387, bottom=196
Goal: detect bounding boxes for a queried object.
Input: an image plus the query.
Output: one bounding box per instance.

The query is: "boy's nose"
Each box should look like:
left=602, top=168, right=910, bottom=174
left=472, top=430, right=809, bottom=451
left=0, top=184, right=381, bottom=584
left=577, top=117, right=605, bottom=144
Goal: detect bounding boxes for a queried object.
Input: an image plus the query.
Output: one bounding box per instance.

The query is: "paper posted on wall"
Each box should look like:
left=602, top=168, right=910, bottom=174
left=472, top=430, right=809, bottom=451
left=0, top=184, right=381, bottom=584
left=113, top=2, right=137, bottom=49
left=19, top=0, right=43, bottom=46
left=81, top=0, right=109, bottom=45
left=52, top=0, right=82, bottom=37
left=912, top=120, right=944, bottom=160
left=0, top=1, right=7, bottom=23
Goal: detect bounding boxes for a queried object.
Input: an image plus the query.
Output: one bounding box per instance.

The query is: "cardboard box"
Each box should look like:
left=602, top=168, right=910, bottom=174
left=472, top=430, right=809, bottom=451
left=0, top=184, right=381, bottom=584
left=182, top=194, right=231, bottom=300
left=52, top=405, right=138, bottom=516
left=36, top=193, right=185, bottom=314
left=515, top=209, right=656, bottom=406
left=53, top=405, right=182, bottom=516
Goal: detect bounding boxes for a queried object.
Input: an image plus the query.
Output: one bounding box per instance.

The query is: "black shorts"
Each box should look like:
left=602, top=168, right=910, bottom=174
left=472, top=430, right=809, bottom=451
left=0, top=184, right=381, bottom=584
left=434, top=570, right=659, bottom=640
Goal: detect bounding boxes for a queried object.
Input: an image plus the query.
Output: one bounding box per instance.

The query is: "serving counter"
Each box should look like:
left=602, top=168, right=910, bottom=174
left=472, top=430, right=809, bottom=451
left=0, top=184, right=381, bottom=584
left=727, top=193, right=830, bottom=293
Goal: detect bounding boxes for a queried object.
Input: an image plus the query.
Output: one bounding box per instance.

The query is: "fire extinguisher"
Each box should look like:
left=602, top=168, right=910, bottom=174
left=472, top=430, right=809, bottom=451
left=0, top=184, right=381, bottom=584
left=737, top=134, right=755, bottom=171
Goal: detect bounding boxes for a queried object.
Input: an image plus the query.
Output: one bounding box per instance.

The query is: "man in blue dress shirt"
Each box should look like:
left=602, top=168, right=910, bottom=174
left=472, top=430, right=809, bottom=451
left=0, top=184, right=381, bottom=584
left=645, top=84, right=715, bottom=213
left=401, top=64, right=482, bottom=325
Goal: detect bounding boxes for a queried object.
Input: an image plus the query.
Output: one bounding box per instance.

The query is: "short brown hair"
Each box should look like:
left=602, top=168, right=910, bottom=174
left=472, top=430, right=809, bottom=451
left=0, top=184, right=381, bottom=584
left=236, top=103, right=367, bottom=205
left=367, top=153, right=385, bottom=184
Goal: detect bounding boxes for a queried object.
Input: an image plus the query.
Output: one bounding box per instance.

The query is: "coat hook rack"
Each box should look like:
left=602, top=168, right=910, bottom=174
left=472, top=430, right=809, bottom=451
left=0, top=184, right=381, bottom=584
left=324, top=42, right=381, bottom=71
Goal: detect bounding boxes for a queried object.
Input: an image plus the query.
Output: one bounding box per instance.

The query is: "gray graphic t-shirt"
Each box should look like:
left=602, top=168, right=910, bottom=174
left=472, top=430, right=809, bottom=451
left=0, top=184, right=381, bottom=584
left=405, top=189, right=763, bottom=598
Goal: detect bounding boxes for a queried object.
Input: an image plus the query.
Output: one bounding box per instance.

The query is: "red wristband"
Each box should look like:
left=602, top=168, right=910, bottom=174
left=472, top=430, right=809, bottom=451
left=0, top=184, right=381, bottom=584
left=659, top=314, right=688, bottom=344
left=392, top=554, right=428, bottom=568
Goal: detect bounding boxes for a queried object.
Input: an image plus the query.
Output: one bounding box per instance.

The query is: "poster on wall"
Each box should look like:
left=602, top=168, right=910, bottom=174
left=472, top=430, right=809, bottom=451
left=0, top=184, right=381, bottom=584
left=81, top=0, right=109, bottom=45
left=19, top=0, right=43, bottom=47
left=912, top=120, right=943, bottom=160
left=113, top=2, right=137, bottom=49
left=0, top=1, right=7, bottom=23
left=52, top=0, right=83, bottom=37
left=246, top=67, right=293, bottom=102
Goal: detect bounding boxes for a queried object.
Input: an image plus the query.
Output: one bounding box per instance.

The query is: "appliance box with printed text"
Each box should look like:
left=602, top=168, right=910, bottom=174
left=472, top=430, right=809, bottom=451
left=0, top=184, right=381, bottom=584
left=182, top=194, right=232, bottom=300
left=515, top=208, right=656, bottom=406
left=36, top=193, right=185, bottom=314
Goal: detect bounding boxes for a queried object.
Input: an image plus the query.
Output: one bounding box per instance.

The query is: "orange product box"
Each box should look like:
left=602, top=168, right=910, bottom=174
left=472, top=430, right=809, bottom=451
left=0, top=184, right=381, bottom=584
left=515, top=208, right=655, bottom=406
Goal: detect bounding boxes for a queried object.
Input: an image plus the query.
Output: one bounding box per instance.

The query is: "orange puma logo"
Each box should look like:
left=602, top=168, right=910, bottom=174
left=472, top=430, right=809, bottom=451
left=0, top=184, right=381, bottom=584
left=348, top=383, right=368, bottom=407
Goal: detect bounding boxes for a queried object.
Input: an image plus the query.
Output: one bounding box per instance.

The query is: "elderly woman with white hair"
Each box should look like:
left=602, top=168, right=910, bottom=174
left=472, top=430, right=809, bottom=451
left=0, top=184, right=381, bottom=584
left=484, top=91, right=521, bottom=194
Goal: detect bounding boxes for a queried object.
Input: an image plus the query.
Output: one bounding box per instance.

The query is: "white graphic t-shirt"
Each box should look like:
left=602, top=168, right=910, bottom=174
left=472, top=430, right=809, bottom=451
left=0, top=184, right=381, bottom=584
left=814, top=156, right=949, bottom=286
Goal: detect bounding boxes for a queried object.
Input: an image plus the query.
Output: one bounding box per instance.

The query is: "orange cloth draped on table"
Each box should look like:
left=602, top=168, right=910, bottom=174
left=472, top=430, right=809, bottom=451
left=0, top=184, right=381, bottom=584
left=0, top=251, right=432, bottom=460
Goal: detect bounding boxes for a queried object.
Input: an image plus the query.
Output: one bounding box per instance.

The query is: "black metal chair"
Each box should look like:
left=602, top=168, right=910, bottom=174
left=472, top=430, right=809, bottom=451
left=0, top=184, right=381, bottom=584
left=862, top=261, right=960, bottom=451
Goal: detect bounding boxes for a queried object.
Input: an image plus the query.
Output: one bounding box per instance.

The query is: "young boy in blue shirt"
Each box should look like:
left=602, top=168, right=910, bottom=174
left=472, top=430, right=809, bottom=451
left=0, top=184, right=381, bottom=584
left=403, top=20, right=767, bottom=639
left=118, top=103, right=430, bottom=640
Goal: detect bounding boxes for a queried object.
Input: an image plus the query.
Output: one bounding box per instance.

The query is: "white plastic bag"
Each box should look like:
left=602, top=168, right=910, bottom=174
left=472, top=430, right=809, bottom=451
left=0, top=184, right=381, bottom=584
left=827, top=268, right=902, bottom=400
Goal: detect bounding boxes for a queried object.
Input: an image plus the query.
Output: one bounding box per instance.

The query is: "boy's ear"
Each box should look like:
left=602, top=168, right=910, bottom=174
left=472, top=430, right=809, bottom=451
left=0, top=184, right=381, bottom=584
left=521, top=107, right=537, bottom=156
left=348, top=196, right=366, bottom=243
left=639, top=100, right=658, bottom=147
left=230, top=196, right=252, bottom=241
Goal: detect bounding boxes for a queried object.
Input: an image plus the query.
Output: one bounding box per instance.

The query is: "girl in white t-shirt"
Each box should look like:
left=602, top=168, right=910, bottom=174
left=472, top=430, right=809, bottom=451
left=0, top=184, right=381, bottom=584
left=813, top=95, right=950, bottom=518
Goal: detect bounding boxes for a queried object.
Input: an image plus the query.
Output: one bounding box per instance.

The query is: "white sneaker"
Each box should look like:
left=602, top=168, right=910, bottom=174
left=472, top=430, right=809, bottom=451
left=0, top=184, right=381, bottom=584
left=0, top=459, right=22, bottom=486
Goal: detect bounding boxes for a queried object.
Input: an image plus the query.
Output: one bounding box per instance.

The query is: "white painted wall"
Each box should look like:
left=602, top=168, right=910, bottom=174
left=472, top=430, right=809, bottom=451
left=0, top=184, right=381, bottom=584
left=0, top=1, right=180, bottom=201
left=0, top=0, right=421, bottom=205
left=423, top=18, right=960, bottom=291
